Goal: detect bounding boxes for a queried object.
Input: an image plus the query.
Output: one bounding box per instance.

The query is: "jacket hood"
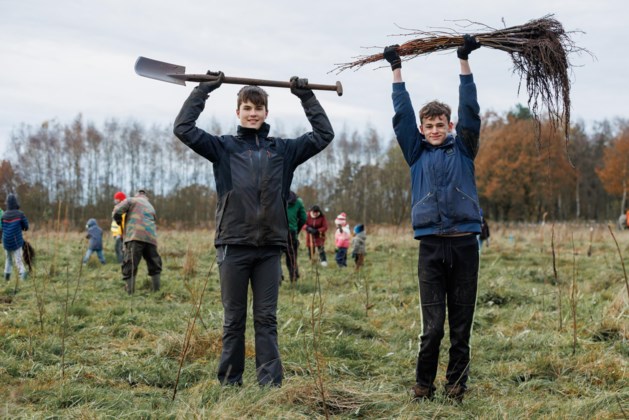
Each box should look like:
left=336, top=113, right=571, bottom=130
left=86, top=218, right=98, bottom=228
left=6, top=194, right=19, bottom=210
left=287, top=191, right=297, bottom=205
left=237, top=122, right=270, bottom=139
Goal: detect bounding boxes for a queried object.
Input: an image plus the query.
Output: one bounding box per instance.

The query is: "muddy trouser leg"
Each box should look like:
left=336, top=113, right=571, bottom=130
left=251, top=246, right=283, bottom=386
left=217, top=245, right=252, bottom=386
left=415, top=237, right=447, bottom=392
left=445, top=236, right=479, bottom=390
left=142, top=243, right=162, bottom=291
left=122, top=241, right=142, bottom=295
left=96, top=249, right=106, bottom=264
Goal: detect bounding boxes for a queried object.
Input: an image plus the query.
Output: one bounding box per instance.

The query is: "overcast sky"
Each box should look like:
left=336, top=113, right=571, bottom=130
left=0, top=0, right=626, bottom=155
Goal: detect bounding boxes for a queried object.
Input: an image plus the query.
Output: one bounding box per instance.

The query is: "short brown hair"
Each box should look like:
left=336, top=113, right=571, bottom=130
left=419, top=100, right=451, bottom=124
left=237, top=86, right=269, bottom=109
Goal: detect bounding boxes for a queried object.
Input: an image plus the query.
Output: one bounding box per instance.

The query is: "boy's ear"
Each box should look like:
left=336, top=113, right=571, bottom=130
left=236, top=108, right=240, bottom=117
left=448, top=121, right=454, bottom=132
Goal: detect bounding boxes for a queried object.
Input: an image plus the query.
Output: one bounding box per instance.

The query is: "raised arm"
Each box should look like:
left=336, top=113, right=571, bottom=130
left=173, top=72, right=226, bottom=162
left=284, top=77, right=335, bottom=166
left=456, top=35, right=481, bottom=157
left=384, top=45, right=421, bottom=166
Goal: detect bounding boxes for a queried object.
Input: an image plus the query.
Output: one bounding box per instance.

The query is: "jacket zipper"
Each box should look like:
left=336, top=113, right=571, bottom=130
left=455, top=187, right=479, bottom=206
left=255, top=134, right=262, bottom=244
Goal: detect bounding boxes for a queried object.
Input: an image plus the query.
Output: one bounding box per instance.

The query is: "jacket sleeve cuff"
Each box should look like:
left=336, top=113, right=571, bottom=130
left=392, top=82, right=406, bottom=92
left=459, top=74, right=474, bottom=84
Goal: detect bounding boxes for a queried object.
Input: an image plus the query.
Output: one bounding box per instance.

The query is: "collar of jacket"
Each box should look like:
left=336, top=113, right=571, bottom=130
left=421, top=133, right=455, bottom=149
left=237, top=122, right=270, bottom=139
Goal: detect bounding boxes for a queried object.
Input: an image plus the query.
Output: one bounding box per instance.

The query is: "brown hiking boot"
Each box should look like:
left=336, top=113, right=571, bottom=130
left=411, top=383, right=434, bottom=401
left=444, top=384, right=465, bottom=403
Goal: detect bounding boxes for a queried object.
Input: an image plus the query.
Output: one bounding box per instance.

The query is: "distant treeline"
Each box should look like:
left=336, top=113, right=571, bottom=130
left=1, top=106, right=627, bottom=230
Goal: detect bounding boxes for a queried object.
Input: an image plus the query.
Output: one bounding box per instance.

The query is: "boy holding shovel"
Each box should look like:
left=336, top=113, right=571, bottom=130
left=384, top=35, right=482, bottom=402
left=173, top=73, right=334, bottom=387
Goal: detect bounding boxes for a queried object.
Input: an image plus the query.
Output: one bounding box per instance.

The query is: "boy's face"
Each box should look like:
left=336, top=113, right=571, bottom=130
left=237, top=100, right=268, bottom=130
left=419, top=114, right=454, bottom=146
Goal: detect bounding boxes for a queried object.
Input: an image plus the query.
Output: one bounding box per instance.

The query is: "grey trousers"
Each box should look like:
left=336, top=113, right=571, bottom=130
left=216, top=245, right=283, bottom=386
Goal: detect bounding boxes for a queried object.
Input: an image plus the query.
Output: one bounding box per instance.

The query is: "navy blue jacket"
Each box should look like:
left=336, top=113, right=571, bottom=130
left=173, top=87, right=334, bottom=248
left=392, top=74, right=481, bottom=238
left=1, top=194, right=29, bottom=251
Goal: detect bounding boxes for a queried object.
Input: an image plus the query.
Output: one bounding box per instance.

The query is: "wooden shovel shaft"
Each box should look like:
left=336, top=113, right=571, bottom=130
left=170, top=73, right=343, bottom=96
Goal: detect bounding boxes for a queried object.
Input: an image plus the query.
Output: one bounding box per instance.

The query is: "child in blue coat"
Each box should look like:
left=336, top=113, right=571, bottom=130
left=83, top=218, right=106, bottom=264
left=2, top=194, right=29, bottom=280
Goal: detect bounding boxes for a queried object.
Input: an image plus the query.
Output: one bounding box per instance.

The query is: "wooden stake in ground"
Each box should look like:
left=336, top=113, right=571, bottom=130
left=333, top=15, right=591, bottom=144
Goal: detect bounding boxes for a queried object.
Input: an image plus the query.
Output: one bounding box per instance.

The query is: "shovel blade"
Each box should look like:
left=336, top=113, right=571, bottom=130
left=134, top=56, right=187, bottom=86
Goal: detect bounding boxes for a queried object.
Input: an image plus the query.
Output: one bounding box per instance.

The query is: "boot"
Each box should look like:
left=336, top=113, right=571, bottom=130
left=411, top=383, right=434, bottom=401
left=151, top=274, right=160, bottom=292
left=4, top=273, right=10, bottom=281
left=444, top=383, right=465, bottom=403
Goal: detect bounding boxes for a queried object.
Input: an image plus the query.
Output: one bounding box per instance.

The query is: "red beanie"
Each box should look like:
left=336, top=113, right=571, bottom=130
left=113, top=191, right=126, bottom=201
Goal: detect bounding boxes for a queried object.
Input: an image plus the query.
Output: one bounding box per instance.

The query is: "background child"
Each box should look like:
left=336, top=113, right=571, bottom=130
left=351, top=224, right=366, bottom=271
left=305, top=205, right=328, bottom=267
left=2, top=194, right=29, bottom=281
left=334, top=212, right=351, bottom=267
left=285, top=190, right=307, bottom=282
left=83, top=218, right=106, bottom=265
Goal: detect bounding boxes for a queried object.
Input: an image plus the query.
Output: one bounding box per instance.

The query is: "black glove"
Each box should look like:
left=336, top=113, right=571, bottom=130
left=306, top=226, right=318, bottom=234
left=197, top=70, right=225, bottom=94
left=290, top=76, right=315, bottom=101
left=383, top=45, right=401, bottom=70
left=456, top=35, right=481, bottom=60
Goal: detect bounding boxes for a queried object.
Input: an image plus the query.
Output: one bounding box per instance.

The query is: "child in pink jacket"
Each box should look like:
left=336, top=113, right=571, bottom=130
left=334, top=212, right=351, bottom=267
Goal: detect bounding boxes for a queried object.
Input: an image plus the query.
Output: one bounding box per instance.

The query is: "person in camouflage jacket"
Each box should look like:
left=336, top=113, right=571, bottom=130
left=112, top=190, right=162, bottom=294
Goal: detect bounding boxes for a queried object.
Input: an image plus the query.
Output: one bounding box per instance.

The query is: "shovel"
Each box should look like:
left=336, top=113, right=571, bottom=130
left=134, top=56, right=343, bottom=96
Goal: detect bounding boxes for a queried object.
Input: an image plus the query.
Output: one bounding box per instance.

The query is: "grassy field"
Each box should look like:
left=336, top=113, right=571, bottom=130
left=1, top=223, right=628, bottom=419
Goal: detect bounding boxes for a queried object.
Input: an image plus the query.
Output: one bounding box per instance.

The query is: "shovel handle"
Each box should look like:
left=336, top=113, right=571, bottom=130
left=170, top=74, right=343, bottom=96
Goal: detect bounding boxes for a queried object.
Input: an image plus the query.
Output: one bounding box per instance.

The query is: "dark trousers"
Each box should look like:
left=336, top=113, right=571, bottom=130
left=216, top=245, right=283, bottom=386
left=284, top=230, right=300, bottom=282
left=122, top=241, right=162, bottom=294
left=415, top=235, right=479, bottom=391
left=335, top=247, right=348, bottom=267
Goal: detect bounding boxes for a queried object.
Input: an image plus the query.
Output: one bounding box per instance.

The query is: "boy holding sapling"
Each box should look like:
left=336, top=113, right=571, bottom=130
left=384, top=35, right=482, bottom=402
left=173, top=72, right=334, bottom=387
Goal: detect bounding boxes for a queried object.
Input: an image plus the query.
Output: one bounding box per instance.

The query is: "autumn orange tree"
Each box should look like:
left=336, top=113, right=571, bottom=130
left=596, top=124, right=629, bottom=214
left=476, top=111, right=575, bottom=221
